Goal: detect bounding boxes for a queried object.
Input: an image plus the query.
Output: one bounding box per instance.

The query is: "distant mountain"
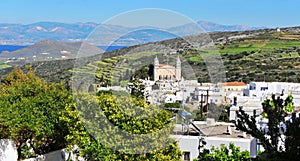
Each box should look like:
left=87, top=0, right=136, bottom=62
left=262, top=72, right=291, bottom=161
left=0, top=22, right=98, bottom=45
left=0, top=21, right=265, bottom=46
left=0, top=40, right=103, bottom=60
left=197, top=21, right=263, bottom=32
left=169, top=21, right=264, bottom=36
left=110, top=29, right=179, bottom=46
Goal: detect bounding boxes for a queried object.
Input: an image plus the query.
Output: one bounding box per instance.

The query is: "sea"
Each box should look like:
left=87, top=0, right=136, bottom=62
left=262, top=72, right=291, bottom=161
left=97, top=46, right=127, bottom=52
left=0, top=45, right=27, bottom=53
left=0, top=45, right=127, bottom=53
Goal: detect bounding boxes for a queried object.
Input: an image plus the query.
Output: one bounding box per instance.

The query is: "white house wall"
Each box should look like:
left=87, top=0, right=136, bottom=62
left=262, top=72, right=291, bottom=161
left=0, top=139, right=17, bottom=161
left=171, top=135, right=256, bottom=160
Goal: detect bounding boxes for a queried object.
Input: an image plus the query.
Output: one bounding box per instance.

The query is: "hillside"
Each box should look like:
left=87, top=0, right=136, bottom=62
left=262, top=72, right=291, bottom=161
left=1, top=26, right=300, bottom=85
left=0, top=40, right=103, bottom=61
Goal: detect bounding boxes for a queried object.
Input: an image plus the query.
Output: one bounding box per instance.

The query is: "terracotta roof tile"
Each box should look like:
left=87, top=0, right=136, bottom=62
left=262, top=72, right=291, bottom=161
left=221, top=82, right=247, bottom=86
left=158, top=64, right=175, bottom=68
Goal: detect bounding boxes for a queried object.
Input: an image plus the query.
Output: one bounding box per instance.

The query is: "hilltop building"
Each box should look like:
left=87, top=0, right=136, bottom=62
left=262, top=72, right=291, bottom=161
left=154, top=55, right=181, bottom=81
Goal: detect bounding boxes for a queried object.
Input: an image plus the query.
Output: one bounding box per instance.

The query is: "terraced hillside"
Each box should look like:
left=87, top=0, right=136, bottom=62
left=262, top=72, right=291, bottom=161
left=72, top=51, right=192, bottom=87
left=218, top=31, right=300, bottom=82
left=72, top=29, right=300, bottom=86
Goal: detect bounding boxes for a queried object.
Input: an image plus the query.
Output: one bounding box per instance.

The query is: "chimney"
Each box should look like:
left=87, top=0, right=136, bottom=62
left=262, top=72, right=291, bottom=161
left=227, top=126, right=232, bottom=135
left=242, top=132, right=247, bottom=138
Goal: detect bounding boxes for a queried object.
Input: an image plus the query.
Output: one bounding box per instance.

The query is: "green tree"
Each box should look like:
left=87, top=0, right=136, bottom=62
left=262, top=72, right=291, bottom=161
left=0, top=69, right=71, bottom=159
left=0, top=69, right=183, bottom=160
left=163, top=103, right=181, bottom=109
left=129, top=79, right=146, bottom=99
left=131, top=65, right=151, bottom=80
left=204, top=143, right=249, bottom=161
left=62, top=92, right=182, bottom=161
left=234, top=94, right=300, bottom=160
left=195, top=141, right=249, bottom=161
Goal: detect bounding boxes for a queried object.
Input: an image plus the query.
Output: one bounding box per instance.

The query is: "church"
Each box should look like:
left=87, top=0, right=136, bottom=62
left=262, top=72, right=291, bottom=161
left=153, top=55, right=182, bottom=81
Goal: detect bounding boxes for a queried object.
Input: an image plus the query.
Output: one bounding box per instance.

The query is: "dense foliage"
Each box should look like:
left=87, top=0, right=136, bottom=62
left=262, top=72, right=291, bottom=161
left=0, top=69, right=182, bottom=160
left=129, top=79, right=146, bottom=99
left=196, top=142, right=250, bottom=161
left=131, top=65, right=154, bottom=80
left=62, top=92, right=182, bottom=160
left=0, top=69, right=71, bottom=159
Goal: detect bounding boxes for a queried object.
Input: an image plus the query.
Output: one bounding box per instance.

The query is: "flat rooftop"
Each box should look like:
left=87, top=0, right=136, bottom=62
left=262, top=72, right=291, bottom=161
left=172, top=121, right=250, bottom=139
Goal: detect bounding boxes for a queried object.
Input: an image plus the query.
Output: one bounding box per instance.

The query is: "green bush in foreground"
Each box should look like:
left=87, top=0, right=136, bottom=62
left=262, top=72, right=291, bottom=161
left=0, top=69, right=71, bottom=159
left=0, top=69, right=182, bottom=160
left=195, top=142, right=250, bottom=161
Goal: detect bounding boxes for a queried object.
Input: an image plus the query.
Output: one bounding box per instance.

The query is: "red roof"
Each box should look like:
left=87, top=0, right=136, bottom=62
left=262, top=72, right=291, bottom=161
left=158, top=64, right=175, bottom=68
left=221, top=82, right=247, bottom=86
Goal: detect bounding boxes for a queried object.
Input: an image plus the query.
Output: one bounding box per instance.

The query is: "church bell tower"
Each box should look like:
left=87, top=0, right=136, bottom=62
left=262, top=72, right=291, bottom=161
left=176, top=55, right=181, bottom=81
left=154, top=56, right=159, bottom=81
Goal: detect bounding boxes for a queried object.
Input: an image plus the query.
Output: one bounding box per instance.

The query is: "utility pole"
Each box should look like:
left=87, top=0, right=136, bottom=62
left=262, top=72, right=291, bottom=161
left=206, top=89, right=209, bottom=115
left=200, top=93, right=204, bottom=118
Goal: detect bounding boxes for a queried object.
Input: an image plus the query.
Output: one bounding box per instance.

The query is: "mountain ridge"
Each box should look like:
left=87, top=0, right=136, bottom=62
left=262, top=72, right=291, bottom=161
left=0, top=21, right=265, bottom=46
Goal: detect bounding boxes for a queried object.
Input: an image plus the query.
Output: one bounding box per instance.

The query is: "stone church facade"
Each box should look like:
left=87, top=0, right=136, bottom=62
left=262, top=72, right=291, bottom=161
left=154, top=56, right=181, bottom=81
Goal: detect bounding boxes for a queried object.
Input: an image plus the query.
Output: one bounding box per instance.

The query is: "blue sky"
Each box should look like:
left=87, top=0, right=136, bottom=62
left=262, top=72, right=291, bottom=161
left=1, top=0, right=299, bottom=27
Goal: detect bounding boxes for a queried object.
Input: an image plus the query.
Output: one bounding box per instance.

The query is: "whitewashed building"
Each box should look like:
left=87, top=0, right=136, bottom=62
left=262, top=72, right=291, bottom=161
left=228, top=82, right=300, bottom=121
left=171, top=120, right=257, bottom=161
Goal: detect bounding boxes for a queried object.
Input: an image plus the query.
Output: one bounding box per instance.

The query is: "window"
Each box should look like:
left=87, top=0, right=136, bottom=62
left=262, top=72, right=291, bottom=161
left=260, top=87, right=268, bottom=91
left=183, top=152, right=190, bottom=161
left=250, top=85, right=256, bottom=90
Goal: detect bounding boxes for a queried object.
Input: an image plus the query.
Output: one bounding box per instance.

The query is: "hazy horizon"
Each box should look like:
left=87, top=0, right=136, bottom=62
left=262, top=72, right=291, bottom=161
left=1, top=0, right=300, bottom=28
